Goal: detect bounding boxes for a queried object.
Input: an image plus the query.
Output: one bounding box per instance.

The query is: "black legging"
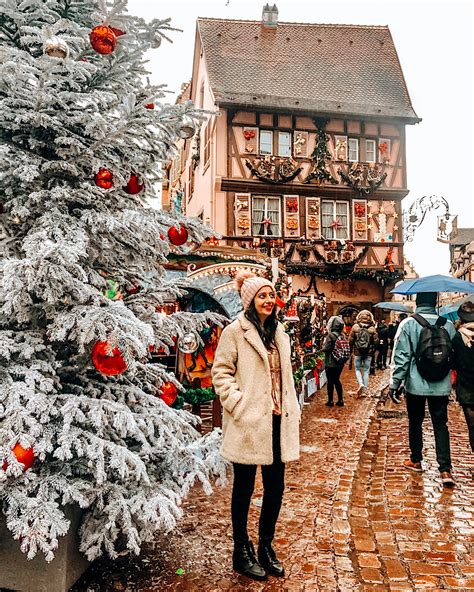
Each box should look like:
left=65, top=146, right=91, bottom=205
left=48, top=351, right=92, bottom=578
left=462, top=405, right=474, bottom=453
left=325, top=365, right=344, bottom=403
left=231, top=415, right=285, bottom=545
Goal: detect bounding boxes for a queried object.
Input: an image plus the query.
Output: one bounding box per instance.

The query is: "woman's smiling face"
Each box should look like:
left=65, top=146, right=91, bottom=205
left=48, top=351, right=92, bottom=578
left=254, top=286, right=276, bottom=321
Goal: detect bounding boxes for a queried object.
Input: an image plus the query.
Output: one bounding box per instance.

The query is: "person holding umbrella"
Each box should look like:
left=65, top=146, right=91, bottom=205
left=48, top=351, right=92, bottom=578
left=389, top=285, right=458, bottom=487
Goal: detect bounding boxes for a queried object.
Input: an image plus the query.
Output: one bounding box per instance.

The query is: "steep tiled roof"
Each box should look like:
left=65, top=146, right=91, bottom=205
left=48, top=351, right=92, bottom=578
left=450, top=228, right=474, bottom=246
left=197, top=18, right=420, bottom=122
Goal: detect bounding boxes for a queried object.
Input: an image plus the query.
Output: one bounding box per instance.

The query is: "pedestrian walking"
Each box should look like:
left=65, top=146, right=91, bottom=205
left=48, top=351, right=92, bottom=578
left=211, top=270, right=300, bottom=581
left=451, top=301, right=474, bottom=462
left=387, top=312, right=407, bottom=360
left=349, top=310, right=379, bottom=396
left=322, top=315, right=350, bottom=407
left=376, top=319, right=389, bottom=369
left=389, top=292, right=456, bottom=487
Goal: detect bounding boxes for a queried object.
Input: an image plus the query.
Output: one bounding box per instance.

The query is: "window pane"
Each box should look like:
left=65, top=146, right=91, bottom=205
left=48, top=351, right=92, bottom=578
left=278, top=132, right=291, bottom=157
left=348, top=138, right=359, bottom=162
left=335, top=202, right=349, bottom=239
left=366, top=140, right=376, bottom=163
left=252, top=196, right=280, bottom=236
left=260, top=130, right=273, bottom=155
left=321, top=201, right=335, bottom=238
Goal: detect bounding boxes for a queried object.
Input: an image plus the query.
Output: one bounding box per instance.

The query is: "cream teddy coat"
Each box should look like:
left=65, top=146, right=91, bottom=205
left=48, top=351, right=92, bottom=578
left=212, top=312, right=300, bottom=465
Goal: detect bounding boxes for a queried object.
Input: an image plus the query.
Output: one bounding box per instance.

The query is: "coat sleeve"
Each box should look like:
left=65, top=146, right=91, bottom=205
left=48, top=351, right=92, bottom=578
left=389, top=321, right=413, bottom=390
left=322, top=332, right=336, bottom=353
left=211, top=325, right=243, bottom=415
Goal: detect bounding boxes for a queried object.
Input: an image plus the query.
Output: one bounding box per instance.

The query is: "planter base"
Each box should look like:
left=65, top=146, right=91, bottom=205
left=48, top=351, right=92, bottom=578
left=0, top=505, right=89, bottom=592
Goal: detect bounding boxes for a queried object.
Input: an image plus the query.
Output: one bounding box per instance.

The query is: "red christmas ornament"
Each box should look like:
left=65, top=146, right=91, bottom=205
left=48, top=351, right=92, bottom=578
left=123, top=174, right=144, bottom=195
left=90, top=25, right=117, bottom=55
left=145, top=103, right=155, bottom=109
left=167, top=225, right=189, bottom=246
left=2, top=443, right=35, bottom=472
left=159, top=382, right=178, bottom=406
left=92, top=341, right=127, bottom=376
left=94, top=168, right=114, bottom=189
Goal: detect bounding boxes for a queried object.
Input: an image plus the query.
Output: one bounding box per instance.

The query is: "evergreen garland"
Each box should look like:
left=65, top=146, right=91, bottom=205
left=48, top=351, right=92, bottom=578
left=303, top=118, right=338, bottom=185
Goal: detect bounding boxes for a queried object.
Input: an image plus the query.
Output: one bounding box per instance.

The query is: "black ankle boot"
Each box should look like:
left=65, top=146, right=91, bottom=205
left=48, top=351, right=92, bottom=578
left=258, top=540, right=285, bottom=577
left=233, top=540, right=267, bottom=581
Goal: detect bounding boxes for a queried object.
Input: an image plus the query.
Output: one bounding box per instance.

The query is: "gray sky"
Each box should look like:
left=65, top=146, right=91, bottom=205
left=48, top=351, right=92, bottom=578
left=129, top=0, right=473, bottom=276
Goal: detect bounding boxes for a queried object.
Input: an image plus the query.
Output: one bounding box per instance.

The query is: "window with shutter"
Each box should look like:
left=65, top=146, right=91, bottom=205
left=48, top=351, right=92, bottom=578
left=252, top=196, right=281, bottom=236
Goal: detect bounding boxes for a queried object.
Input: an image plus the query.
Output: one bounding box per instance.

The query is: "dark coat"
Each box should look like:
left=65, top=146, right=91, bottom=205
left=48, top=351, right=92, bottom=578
left=323, top=317, right=345, bottom=368
left=452, top=332, right=474, bottom=406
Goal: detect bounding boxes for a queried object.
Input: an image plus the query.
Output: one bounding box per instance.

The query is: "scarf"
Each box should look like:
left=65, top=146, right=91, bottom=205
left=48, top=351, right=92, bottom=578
left=459, top=322, right=474, bottom=348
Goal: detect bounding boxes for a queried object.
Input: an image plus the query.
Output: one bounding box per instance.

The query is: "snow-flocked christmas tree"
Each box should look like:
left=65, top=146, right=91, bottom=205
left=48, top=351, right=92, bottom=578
left=0, top=0, right=226, bottom=562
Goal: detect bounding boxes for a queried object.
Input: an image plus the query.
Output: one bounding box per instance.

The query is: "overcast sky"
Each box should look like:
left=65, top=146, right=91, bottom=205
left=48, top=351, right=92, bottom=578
left=129, top=0, right=473, bottom=277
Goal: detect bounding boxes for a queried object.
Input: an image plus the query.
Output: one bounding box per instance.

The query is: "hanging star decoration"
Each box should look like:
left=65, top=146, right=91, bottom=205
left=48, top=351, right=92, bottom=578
left=330, top=219, right=342, bottom=230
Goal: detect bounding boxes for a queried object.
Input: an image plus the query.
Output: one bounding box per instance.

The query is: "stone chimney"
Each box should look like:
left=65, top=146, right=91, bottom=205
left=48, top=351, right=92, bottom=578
left=262, top=4, right=278, bottom=28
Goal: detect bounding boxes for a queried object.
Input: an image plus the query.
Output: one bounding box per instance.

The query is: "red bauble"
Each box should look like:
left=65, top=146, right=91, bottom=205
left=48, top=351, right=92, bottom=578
left=123, top=174, right=144, bottom=195
left=94, top=168, right=114, bottom=189
left=167, top=225, right=189, bottom=246
left=2, top=443, right=35, bottom=472
left=92, top=341, right=127, bottom=376
left=90, top=25, right=117, bottom=55
left=159, top=382, right=178, bottom=406
left=145, top=103, right=155, bottom=110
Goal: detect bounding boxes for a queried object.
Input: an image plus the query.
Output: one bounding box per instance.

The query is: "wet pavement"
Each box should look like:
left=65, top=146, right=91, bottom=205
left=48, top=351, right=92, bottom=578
left=73, top=368, right=474, bottom=591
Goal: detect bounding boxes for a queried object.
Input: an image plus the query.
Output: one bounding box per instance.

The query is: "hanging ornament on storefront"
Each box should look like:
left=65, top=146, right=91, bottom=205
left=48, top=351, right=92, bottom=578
left=91, top=341, right=127, bottom=375
left=178, top=333, right=199, bottom=354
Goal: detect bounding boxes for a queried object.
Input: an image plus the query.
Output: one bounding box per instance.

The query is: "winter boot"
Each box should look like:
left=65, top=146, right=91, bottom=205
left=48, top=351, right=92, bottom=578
left=233, top=540, right=267, bottom=581
left=258, top=540, right=285, bottom=577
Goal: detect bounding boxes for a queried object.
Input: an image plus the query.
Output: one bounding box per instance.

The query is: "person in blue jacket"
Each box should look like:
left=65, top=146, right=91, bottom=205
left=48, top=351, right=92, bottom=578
left=389, top=292, right=456, bottom=487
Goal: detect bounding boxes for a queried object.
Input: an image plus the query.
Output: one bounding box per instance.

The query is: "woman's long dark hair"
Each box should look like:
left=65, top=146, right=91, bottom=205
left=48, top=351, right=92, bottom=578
left=245, top=300, right=278, bottom=349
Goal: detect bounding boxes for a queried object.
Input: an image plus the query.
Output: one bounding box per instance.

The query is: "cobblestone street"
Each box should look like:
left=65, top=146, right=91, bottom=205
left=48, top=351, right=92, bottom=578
left=73, top=368, right=474, bottom=591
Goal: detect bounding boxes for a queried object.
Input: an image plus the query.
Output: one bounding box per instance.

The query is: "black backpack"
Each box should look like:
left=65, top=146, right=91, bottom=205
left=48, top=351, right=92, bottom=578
left=412, top=314, right=452, bottom=382
left=355, top=326, right=371, bottom=357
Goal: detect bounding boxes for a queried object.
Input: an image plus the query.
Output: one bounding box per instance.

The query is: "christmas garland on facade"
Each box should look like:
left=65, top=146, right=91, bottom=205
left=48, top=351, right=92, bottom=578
left=303, top=118, right=338, bottom=185
left=285, top=264, right=404, bottom=284
left=338, top=165, right=387, bottom=195
left=245, top=157, right=302, bottom=184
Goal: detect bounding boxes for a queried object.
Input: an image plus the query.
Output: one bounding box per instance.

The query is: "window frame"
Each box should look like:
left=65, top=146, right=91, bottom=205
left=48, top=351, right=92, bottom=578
left=202, top=122, right=211, bottom=171
left=259, top=130, right=273, bottom=156
left=321, top=200, right=350, bottom=240
left=348, top=138, right=359, bottom=163
left=278, top=131, right=292, bottom=157
left=251, top=195, right=282, bottom=237
left=365, top=139, right=376, bottom=163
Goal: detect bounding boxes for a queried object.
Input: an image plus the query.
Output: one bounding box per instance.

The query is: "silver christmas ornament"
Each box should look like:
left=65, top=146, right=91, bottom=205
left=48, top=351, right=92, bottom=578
left=151, top=32, right=162, bottom=49
left=178, top=116, right=196, bottom=139
left=178, top=332, right=199, bottom=354
left=43, top=36, right=70, bottom=59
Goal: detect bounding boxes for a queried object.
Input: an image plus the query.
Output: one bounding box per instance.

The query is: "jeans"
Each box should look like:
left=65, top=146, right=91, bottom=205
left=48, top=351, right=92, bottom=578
left=325, top=366, right=344, bottom=403
left=354, top=356, right=372, bottom=387
left=406, top=393, right=452, bottom=472
left=462, top=405, right=474, bottom=453
left=231, top=415, right=285, bottom=545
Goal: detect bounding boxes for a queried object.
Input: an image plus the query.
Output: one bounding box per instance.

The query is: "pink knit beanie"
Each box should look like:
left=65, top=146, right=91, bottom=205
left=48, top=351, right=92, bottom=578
left=234, top=270, right=275, bottom=311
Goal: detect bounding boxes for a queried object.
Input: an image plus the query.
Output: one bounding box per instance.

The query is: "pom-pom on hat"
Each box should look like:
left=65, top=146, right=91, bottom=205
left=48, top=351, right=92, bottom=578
left=234, top=269, right=275, bottom=311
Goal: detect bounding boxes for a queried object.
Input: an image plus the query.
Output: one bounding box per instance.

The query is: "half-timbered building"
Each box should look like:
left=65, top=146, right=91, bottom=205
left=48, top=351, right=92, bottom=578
left=170, top=5, right=420, bottom=315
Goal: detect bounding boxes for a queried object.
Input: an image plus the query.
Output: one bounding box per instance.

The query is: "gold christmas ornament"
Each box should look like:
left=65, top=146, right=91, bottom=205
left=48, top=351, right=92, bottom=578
left=43, top=35, right=70, bottom=59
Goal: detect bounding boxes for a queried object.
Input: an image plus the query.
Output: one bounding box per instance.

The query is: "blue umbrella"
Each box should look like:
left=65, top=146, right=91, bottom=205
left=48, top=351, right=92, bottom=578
left=374, top=302, right=412, bottom=313
left=390, top=274, right=474, bottom=295
left=439, top=304, right=459, bottom=322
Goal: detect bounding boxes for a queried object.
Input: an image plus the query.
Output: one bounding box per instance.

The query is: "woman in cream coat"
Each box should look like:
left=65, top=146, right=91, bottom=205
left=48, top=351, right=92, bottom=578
left=212, top=271, right=300, bottom=581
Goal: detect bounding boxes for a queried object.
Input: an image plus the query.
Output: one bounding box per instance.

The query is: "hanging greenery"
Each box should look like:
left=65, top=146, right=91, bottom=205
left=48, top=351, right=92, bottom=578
left=303, top=118, right=338, bottom=185
left=293, top=353, right=325, bottom=389
left=172, top=386, right=217, bottom=409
